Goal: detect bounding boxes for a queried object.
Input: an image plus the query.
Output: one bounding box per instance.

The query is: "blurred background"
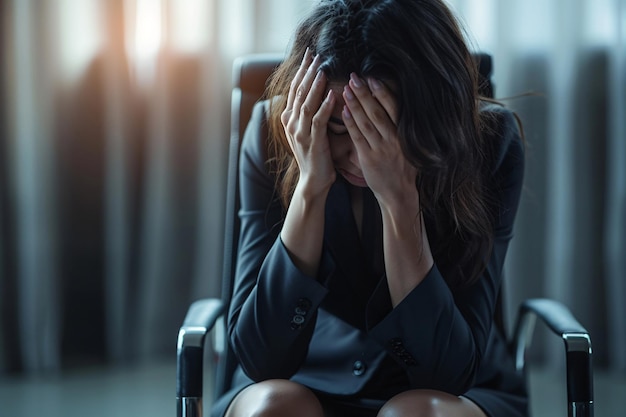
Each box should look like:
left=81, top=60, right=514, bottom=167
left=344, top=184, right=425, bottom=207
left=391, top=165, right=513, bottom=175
left=0, top=0, right=624, bottom=416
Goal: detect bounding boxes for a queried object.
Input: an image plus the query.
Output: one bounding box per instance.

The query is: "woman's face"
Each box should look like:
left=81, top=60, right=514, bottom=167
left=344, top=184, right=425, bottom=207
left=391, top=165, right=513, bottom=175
left=325, top=81, right=368, bottom=188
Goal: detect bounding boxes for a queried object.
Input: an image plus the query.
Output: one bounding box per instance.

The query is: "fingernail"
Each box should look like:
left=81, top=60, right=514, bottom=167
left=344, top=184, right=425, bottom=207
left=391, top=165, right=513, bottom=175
left=343, top=105, right=352, bottom=119
left=325, top=90, right=334, bottom=103
left=369, top=78, right=382, bottom=90
left=302, top=47, right=310, bottom=65
left=350, top=73, right=363, bottom=88
left=308, top=55, right=320, bottom=73
left=344, top=86, right=355, bottom=101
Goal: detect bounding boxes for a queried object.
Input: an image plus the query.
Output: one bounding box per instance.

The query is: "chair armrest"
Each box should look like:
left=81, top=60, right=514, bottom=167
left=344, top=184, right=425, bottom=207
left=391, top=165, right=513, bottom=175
left=512, top=298, right=593, bottom=416
left=176, top=298, right=225, bottom=417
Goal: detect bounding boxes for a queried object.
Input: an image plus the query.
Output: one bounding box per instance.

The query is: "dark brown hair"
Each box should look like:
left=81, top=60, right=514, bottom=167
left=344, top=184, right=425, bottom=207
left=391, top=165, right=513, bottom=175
left=265, top=0, right=502, bottom=287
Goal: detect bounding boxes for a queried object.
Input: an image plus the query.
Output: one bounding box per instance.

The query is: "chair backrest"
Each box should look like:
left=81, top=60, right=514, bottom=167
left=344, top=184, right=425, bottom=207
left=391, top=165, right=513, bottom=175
left=222, top=53, right=283, bottom=305
left=217, top=52, right=496, bottom=397
left=217, top=53, right=283, bottom=397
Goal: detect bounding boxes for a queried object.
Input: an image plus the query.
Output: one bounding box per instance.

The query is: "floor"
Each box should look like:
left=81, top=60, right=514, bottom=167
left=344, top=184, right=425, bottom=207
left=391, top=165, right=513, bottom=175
left=0, top=361, right=623, bottom=417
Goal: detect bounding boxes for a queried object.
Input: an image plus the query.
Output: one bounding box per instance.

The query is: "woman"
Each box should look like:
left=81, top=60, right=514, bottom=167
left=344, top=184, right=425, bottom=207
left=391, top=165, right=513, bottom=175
left=213, top=0, right=527, bottom=416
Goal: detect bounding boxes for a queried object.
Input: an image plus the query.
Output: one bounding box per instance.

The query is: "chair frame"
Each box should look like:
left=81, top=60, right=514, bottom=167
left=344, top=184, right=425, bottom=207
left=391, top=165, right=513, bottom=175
left=176, top=54, right=594, bottom=417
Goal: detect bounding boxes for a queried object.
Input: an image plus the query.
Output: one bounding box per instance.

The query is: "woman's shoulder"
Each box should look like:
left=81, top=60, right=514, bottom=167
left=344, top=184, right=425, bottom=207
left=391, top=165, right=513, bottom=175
left=241, top=99, right=271, bottom=159
left=479, top=101, right=521, bottom=140
left=479, top=101, right=524, bottom=175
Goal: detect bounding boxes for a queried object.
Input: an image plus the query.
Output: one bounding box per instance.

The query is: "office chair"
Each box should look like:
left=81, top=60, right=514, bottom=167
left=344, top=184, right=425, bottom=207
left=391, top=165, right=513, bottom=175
left=176, top=53, right=594, bottom=417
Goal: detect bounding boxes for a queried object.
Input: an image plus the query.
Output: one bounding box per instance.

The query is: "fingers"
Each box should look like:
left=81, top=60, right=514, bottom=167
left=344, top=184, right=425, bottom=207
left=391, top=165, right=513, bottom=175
left=341, top=99, right=370, bottom=153
left=367, top=77, right=399, bottom=125
left=282, top=51, right=328, bottom=141
left=282, top=49, right=314, bottom=131
left=342, top=73, right=398, bottom=148
left=311, top=90, right=335, bottom=139
left=285, top=48, right=312, bottom=111
left=299, top=67, right=329, bottom=136
left=291, top=54, right=322, bottom=124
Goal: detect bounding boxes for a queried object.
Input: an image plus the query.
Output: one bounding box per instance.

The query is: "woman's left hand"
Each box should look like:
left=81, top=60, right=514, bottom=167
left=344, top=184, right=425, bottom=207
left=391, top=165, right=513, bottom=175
left=343, top=73, right=432, bottom=304
left=342, top=73, right=418, bottom=209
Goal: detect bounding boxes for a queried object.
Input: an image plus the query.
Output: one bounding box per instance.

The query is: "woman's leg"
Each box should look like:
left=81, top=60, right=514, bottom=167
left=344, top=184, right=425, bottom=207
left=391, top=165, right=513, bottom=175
left=377, top=389, right=487, bottom=417
left=225, top=379, right=326, bottom=417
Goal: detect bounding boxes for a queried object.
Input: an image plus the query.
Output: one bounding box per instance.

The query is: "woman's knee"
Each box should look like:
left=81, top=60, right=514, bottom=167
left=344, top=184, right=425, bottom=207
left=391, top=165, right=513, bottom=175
left=377, top=389, right=484, bottom=417
left=225, top=379, right=324, bottom=417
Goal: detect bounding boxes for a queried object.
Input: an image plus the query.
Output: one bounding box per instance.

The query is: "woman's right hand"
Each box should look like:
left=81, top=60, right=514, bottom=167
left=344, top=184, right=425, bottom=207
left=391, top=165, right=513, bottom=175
left=281, top=49, right=337, bottom=199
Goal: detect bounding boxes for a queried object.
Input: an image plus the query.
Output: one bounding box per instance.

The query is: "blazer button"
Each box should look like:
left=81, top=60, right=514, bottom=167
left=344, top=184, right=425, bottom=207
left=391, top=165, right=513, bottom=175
left=290, top=314, right=305, bottom=330
left=291, top=298, right=311, bottom=330
left=352, top=360, right=366, bottom=376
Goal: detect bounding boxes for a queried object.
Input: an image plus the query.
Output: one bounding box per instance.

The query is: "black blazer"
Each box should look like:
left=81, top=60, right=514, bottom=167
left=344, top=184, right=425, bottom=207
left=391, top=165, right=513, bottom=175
left=223, top=100, right=527, bottom=403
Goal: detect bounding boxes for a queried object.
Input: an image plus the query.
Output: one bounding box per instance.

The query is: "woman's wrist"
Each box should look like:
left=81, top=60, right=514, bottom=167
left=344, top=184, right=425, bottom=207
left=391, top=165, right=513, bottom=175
left=380, top=196, right=434, bottom=306
left=294, top=175, right=334, bottom=204
left=378, top=186, right=420, bottom=226
left=280, top=180, right=330, bottom=277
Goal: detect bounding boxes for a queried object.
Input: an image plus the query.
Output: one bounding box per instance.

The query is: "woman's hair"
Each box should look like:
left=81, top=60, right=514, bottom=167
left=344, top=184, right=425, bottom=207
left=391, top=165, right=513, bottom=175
left=265, top=0, right=499, bottom=288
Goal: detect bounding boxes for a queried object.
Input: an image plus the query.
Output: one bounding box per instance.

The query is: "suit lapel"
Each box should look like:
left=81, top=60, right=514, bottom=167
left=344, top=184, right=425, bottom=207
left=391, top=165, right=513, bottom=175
left=322, top=180, right=384, bottom=330
left=361, top=187, right=384, bottom=278
left=324, top=179, right=362, bottom=282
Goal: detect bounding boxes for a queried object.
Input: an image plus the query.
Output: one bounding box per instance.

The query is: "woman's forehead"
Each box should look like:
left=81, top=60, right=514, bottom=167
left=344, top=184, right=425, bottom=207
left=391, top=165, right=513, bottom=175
left=325, top=81, right=348, bottom=108
left=326, top=80, right=348, bottom=91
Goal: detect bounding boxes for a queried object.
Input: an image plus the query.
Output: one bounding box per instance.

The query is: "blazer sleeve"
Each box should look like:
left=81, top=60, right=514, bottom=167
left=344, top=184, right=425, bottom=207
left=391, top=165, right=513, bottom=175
left=366, top=105, right=525, bottom=395
left=227, top=101, right=332, bottom=382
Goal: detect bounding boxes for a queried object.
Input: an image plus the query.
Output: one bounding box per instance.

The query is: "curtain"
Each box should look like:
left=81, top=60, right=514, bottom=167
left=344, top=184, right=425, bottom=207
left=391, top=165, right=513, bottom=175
left=0, top=0, right=624, bottom=375
left=0, top=0, right=312, bottom=373
left=447, top=0, right=626, bottom=371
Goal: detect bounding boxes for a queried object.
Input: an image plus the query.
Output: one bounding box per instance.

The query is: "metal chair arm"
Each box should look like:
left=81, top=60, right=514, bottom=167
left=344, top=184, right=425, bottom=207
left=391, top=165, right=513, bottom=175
left=512, top=298, right=593, bottom=417
left=176, top=298, right=226, bottom=417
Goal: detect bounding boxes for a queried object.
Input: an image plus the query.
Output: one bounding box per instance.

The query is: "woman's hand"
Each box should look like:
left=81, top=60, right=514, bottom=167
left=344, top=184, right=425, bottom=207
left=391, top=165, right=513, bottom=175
left=342, top=74, right=433, bottom=305
left=281, top=49, right=337, bottom=199
left=341, top=73, right=418, bottom=211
